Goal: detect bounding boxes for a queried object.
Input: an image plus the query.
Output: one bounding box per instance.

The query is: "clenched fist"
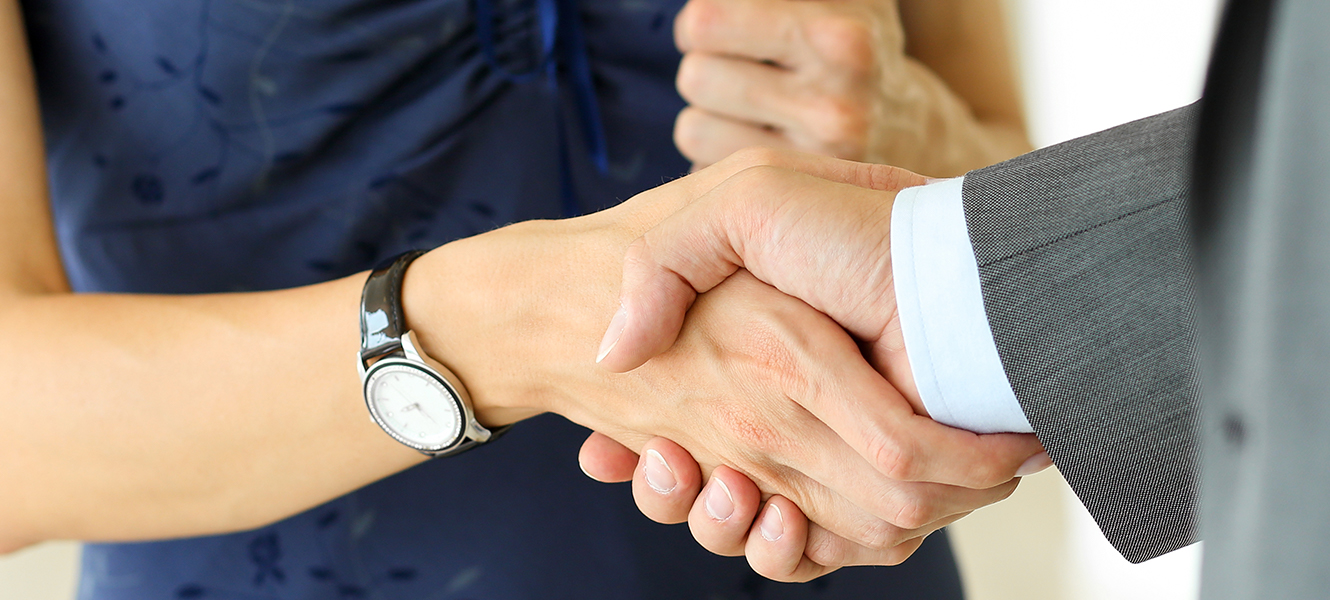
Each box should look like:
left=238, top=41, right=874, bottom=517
left=672, top=0, right=1030, bottom=175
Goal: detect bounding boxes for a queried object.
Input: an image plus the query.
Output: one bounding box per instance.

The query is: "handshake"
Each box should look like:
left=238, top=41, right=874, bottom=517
left=555, top=147, right=1050, bottom=582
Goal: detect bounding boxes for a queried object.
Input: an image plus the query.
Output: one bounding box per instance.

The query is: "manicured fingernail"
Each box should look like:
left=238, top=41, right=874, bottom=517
left=1016, top=451, right=1053, bottom=477
left=596, top=304, right=628, bottom=364
left=643, top=449, right=677, bottom=493
left=759, top=503, right=784, bottom=542
left=579, top=459, right=598, bottom=481
left=703, top=477, right=734, bottom=521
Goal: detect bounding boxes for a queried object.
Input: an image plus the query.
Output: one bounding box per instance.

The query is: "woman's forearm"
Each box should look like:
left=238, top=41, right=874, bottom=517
left=0, top=196, right=656, bottom=550
left=0, top=277, right=419, bottom=547
left=2, top=149, right=1043, bottom=579
left=864, top=57, right=1031, bottom=177
left=889, top=0, right=1032, bottom=175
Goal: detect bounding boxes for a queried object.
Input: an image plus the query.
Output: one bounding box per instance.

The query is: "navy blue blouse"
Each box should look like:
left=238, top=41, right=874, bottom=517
left=22, top=0, right=964, bottom=597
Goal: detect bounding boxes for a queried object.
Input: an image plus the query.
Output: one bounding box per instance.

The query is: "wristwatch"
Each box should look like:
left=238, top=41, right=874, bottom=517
left=357, top=250, right=508, bottom=457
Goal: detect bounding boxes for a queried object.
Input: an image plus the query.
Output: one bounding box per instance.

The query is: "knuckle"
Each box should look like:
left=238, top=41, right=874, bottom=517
left=622, top=235, right=654, bottom=270
left=672, top=108, right=708, bottom=159
left=738, top=317, right=805, bottom=393
left=888, top=495, right=933, bottom=531
left=867, top=432, right=917, bottom=481
left=674, top=0, right=720, bottom=50
left=712, top=163, right=792, bottom=228
left=968, top=459, right=1008, bottom=489
left=806, top=95, right=869, bottom=155
left=850, top=518, right=906, bottom=551
left=727, top=163, right=801, bottom=212
left=724, top=146, right=787, bottom=172
left=865, top=163, right=923, bottom=193
left=804, top=15, right=875, bottom=74
left=804, top=533, right=850, bottom=567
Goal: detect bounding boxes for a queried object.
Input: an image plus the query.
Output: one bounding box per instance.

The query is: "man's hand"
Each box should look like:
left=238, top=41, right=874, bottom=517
left=581, top=433, right=993, bottom=581
left=598, top=151, right=919, bottom=406
left=672, top=0, right=1030, bottom=175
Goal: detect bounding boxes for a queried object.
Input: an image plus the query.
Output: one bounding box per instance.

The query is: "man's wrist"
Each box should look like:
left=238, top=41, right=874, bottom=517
left=890, top=176, right=1033, bottom=434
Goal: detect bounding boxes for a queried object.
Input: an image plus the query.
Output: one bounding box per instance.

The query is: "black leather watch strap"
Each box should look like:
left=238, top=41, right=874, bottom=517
left=430, top=424, right=515, bottom=458
left=359, top=250, right=426, bottom=366
left=359, top=249, right=514, bottom=457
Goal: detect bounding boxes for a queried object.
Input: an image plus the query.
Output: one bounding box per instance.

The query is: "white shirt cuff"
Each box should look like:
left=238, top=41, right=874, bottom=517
left=890, top=177, right=1034, bottom=434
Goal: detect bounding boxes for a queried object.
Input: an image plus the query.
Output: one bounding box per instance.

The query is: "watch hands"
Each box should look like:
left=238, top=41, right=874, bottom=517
left=408, top=403, right=439, bottom=425
left=384, top=381, right=441, bottom=428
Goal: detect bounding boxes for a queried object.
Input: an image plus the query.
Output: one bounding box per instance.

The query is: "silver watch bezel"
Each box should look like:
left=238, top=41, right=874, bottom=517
left=362, top=359, right=466, bottom=453
left=359, top=330, right=492, bottom=455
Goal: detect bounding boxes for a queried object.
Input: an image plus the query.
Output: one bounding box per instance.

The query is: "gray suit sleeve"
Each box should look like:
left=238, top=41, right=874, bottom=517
left=962, top=106, right=1202, bottom=563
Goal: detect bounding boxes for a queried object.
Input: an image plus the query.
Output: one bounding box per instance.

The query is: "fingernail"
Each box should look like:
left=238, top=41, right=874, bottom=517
left=579, top=459, right=598, bottom=481
left=643, top=449, right=677, bottom=493
left=596, top=303, right=628, bottom=364
left=1016, top=451, right=1053, bottom=477
left=703, top=477, right=735, bottom=521
left=759, top=503, right=784, bottom=542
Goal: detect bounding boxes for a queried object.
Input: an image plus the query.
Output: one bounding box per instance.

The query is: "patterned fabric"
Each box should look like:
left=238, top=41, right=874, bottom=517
left=21, top=0, right=964, bottom=597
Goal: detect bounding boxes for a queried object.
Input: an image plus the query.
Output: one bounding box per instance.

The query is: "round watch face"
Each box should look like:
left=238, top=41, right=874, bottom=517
left=364, top=361, right=466, bottom=451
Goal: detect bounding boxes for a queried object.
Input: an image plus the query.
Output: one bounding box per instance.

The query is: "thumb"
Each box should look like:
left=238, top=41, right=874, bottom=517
left=596, top=154, right=925, bottom=373
left=595, top=199, right=744, bottom=372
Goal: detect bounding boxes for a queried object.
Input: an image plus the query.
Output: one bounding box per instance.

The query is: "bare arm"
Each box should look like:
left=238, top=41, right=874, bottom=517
left=0, top=0, right=1036, bottom=561
left=0, top=0, right=525, bottom=550
left=0, top=1, right=448, bottom=547
left=895, top=0, right=1030, bottom=172
left=0, top=0, right=64, bottom=295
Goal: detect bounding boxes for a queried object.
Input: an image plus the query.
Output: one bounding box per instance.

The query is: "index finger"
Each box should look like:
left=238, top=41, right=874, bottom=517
left=675, top=0, right=806, bottom=65
left=603, top=148, right=921, bottom=248
left=690, top=148, right=922, bottom=200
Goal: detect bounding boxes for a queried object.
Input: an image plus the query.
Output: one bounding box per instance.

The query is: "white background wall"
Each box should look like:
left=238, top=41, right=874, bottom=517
left=1014, top=0, right=1224, bottom=146
left=0, top=1, right=1227, bottom=598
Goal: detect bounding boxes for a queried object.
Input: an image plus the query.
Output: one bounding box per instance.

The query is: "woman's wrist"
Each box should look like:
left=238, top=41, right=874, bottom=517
left=868, top=60, right=1031, bottom=177
left=400, top=225, right=547, bottom=426
left=399, top=215, right=634, bottom=428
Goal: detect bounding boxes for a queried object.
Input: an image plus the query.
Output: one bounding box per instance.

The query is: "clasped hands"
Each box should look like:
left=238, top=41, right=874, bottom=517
left=569, top=148, right=1049, bottom=581
left=409, top=0, right=1040, bottom=582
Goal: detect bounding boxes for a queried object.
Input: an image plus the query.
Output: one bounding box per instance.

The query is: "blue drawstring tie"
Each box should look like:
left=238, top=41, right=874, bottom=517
left=474, top=0, right=611, bottom=217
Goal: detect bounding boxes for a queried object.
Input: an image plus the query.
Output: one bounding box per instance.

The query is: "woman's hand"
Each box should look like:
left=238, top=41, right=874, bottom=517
left=672, top=0, right=1031, bottom=176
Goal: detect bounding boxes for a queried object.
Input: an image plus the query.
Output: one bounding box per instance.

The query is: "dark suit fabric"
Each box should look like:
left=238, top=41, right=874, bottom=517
left=958, top=0, right=1330, bottom=594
